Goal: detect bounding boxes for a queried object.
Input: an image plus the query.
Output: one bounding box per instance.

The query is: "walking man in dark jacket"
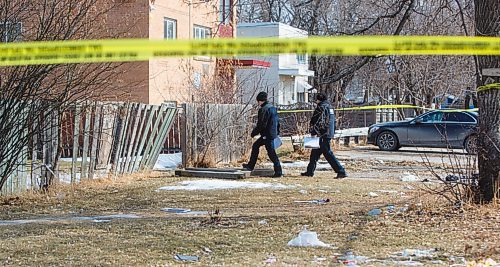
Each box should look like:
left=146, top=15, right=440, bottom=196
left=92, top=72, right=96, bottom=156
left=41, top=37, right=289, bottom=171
left=301, top=93, right=347, bottom=178
left=243, top=91, right=283, bottom=177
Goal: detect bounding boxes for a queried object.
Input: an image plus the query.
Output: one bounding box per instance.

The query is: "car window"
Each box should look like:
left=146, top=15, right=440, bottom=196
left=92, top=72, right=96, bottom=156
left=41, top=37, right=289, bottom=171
left=420, top=112, right=443, bottom=122
left=444, top=112, right=476, bottom=122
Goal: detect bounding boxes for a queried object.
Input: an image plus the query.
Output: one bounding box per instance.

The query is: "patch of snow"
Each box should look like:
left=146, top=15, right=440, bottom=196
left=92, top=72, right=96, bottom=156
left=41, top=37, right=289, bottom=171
left=377, top=190, right=399, bottom=194
left=334, top=127, right=368, bottom=138
left=394, top=260, right=424, bottom=266
left=400, top=172, right=419, bottom=182
left=401, top=248, right=436, bottom=257
left=287, top=229, right=331, bottom=248
left=160, top=208, right=207, bottom=215
left=154, top=153, right=182, bottom=170
left=265, top=161, right=331, bottom=170
left=157, top=179, right=293, bottom=191
left=0, top=213, right=141, bottom=226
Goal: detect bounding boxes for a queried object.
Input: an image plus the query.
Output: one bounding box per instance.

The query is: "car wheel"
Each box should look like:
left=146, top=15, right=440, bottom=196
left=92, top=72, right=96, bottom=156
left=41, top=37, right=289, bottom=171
left=377, top=131, right=399, bottom=151
left=464, top=135, right=478, bottom=154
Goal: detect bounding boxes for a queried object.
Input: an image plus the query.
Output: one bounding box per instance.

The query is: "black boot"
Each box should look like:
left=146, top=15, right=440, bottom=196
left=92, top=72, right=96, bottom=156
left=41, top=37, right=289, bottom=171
left=335, top=172, right=348, bottom=179
left=273, top=165, right=283, bottom=178
left=242, top=163, right=253, bottom=171
left=301, top=172, right=314, bottom=177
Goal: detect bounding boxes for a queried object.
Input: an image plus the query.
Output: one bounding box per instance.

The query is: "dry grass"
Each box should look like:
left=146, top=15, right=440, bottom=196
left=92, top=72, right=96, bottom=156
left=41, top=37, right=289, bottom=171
left=0, top=153, right=499, bottom=266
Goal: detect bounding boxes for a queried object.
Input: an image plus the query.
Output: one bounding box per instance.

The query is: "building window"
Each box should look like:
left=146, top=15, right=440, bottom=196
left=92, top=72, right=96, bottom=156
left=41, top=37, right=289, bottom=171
left=193, top=25, right=211, bottom=39
left=297, top=92, right=305, bottom=102
left=296, top=54, right=307, bottom=64
left=164, top=18, right=176, bottom=39
left=0, top=22, right=22, bottom=42
left=219, top=0, right=231, bottom=24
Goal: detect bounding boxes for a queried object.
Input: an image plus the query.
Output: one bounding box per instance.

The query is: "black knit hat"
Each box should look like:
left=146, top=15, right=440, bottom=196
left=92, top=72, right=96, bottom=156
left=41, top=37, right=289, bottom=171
left=316, top=93, right=327, bottom=101
left=256, top=91, right=268, bottom=101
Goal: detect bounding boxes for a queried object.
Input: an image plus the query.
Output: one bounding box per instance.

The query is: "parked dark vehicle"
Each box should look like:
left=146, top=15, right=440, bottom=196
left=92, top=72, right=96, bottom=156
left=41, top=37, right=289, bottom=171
left=367, top=110, right=478, bottom=153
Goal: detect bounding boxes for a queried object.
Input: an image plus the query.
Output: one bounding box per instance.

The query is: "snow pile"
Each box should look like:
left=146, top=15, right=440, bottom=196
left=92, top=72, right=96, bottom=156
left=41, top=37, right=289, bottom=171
left=158, top=179, right=292, bottom=191
left=154, top=153, right=182, bottom=170
left=400, top=172, right=419, bottom=182
left=287, top=229, right=331, bottom=248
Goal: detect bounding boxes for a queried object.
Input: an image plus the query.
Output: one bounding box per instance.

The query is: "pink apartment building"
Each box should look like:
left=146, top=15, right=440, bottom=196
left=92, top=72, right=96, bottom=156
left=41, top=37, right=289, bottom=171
left=107, top=0, right=236, bottom=104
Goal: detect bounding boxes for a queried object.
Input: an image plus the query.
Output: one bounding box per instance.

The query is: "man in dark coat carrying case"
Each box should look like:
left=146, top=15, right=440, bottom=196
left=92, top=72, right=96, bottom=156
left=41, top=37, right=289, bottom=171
left=301, top=93, right=347, bottom=178
left=243, top=91, right=283, bottom=177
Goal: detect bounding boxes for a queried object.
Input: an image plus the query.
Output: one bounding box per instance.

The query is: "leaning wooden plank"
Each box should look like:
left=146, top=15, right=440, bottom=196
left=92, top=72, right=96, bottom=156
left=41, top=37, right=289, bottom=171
left=88, top=103, right=101, bottom=179
left=145, top=107, right=176, bottom=168
left=116, top=103, right=134, bottom=174
left=98, top=104, right=116, bottom=170
left=132, top=105, right=158, bottom=172
left=31, top=112, right=39, bottom=190
left=145, top=107, right=178, bottom=169
left=174, top=170, right=246, bottom=179
left=51, top=108, right=59, bottom=181
left=138, top=104, right=167, bottom=170
left=71, top=105, right=81, bottom=184
left=19, top=105, right=29, bottom=192
left=81, top=105, right=91, bottom=180
left=140, top=104, right=167, bottom=169
left=128, top=105, right=150, bottom=173
left=112, top=103, right=131, bottom=175
left=20, top=140, right=28, bottom=193
left=123, top=103, right=144, bottom=173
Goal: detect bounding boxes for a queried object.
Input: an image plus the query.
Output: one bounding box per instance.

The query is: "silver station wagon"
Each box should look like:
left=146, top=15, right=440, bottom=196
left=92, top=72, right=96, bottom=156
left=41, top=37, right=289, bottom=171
left=367, top=110, right=478, bottom=153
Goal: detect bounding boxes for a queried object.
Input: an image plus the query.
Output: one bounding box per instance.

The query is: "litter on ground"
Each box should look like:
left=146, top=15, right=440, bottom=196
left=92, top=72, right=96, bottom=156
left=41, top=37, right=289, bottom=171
left=367, top=208, right=382, bottom=216
left=174, top=254, right=199, bottom=262
left=294, top=199, right=330, bottom=204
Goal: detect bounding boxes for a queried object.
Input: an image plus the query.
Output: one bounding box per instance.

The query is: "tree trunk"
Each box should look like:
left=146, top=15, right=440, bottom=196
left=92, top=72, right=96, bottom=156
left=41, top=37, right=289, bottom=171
left=477, top=85, right=500, bottom=202
left=474, top=0, right=500, bottom=202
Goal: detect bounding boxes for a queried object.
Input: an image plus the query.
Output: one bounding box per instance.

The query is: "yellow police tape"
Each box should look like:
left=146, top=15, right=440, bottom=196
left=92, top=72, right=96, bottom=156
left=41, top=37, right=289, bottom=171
left=2, top=35, right=500, bottom=66
left=277, top=104, right=478, bottom=114
left=478, top=83, right=500, bottom=92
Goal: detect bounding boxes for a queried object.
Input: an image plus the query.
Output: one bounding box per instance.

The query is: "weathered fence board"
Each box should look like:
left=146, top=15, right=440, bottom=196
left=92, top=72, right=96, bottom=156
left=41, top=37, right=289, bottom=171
left=71, top=106, right=81, bottom=183
left=0, top=101, right=177, bottom=196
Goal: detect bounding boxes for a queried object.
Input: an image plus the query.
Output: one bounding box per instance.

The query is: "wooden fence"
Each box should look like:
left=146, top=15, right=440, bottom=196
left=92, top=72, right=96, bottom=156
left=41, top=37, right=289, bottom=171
left=182, top=103, right=252, bottom=166
left=0, top=101, right=177, bottom=196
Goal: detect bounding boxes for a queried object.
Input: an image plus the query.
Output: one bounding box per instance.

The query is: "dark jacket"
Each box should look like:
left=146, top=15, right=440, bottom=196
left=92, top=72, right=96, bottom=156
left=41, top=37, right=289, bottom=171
left=309, top=100, right=335, bottom=138
left=251, top=101, right=280, bottom=139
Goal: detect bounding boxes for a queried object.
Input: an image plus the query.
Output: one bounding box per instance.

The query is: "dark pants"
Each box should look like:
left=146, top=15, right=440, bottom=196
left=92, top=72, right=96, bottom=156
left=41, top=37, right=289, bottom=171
left=306, top=137, right=345, bottom=175
left=247, top=137, right=282, bottom=175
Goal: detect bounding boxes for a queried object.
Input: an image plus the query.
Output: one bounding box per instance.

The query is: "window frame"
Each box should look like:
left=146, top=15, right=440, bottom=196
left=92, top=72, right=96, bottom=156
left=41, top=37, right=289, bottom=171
left=443, top=112, right=477, bottom=123
left=164, top=17, right=177, bottom=40
left=419, top=111, right=444, bottom=123
left=296, top=54, right=308, bottom=65
left=193, top=25, right=211, bottom=39
left=0, top=21, right=22, bottom=42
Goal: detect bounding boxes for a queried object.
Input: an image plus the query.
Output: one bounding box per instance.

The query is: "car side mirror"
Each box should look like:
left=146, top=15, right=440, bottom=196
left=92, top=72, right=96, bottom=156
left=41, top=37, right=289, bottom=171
left=414, top=118, right=423, bottom=124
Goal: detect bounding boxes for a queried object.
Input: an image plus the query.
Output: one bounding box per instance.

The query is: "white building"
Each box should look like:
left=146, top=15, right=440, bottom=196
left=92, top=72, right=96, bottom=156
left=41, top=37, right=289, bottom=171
left=236, top=22, right=314, bottom=105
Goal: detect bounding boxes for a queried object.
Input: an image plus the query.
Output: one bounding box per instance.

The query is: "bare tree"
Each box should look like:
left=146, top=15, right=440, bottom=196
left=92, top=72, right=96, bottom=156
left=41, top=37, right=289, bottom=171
left=237, top=0, right=476, bottom=108
left=0, top=0, right=140, bottom=191
left=474, top=0, right=500, bottom=203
